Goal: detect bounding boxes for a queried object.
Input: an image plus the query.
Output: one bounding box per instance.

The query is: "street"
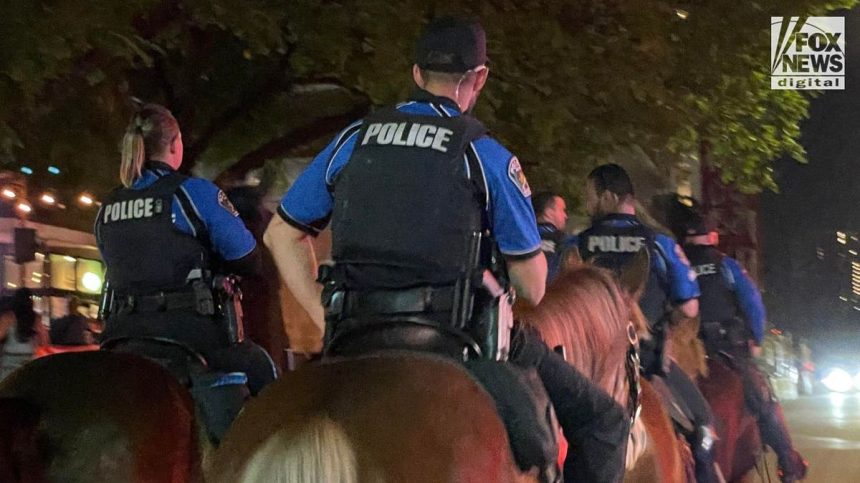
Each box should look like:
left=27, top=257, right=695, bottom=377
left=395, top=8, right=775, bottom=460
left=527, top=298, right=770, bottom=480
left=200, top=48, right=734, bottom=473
left=777, top=393, right=860, bottom=483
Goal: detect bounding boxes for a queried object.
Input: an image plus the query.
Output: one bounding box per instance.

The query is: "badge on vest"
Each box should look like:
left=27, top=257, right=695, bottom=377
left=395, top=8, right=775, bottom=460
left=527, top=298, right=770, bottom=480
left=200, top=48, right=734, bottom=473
left=507, top=157, right=531, bottom=197
left=361, top=122, right=454, bottom=153
left=102, top=198, right=161, bottom=223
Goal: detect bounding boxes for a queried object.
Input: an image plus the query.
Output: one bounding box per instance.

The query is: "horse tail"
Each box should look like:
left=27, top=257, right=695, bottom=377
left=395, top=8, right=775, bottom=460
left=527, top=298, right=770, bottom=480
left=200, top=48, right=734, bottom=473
left=234, top=415, right=359, bottom=483
left=0, top=397, right=46, bottom=483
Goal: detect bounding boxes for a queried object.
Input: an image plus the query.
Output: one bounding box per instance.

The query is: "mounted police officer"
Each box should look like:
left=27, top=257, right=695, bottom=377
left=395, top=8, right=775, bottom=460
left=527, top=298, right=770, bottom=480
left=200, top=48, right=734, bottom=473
left=682, top=217, right=808, bottom=483
left=533, top=192, right=577, bottom=283
left=95, top=103, right=277, bottom=441
left=265, top=17, right=628, bottom=483
left=576, top=163, right=720, bottom=483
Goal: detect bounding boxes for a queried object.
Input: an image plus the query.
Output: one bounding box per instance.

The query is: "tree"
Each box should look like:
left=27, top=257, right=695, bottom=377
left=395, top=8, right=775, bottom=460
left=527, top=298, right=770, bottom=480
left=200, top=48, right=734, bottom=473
left=0, top=0, right=854, bottom=227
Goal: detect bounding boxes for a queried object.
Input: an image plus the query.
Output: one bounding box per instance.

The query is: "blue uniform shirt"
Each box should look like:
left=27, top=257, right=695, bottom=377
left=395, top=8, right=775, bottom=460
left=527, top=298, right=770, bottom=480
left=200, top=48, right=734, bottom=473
left=279, top=91, right=542, bottom=259
left=98, top=162, right=257, bottom=262
left=653, top=233, right=701, bottom=305
left=720, top=257, right=766, bottom=344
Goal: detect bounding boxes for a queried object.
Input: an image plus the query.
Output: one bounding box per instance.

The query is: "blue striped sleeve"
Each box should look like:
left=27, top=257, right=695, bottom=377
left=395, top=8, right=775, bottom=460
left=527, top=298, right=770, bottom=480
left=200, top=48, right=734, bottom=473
left=655, top=234, right=700, bottom=303
left=473, top=137, right=541, bottom=258
left=278, top=122, right=361, bottom=235
left=173, top=178, right=257, bottom=261
left=723, top=257, right=766, bottom=344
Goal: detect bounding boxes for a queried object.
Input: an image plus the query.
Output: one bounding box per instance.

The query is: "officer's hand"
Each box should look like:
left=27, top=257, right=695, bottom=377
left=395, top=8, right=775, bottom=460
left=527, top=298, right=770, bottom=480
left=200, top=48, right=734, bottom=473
left=749, top=341, right=762, bottom=359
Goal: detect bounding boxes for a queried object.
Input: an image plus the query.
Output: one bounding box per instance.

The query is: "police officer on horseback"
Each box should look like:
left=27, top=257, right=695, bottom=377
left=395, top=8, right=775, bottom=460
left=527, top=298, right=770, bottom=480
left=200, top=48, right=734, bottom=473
left=576, top=163, right=721, bottom=483
left=95, top=103, right=277, bottom=441
left=682, top=217, right=808, bottom=482
left=533, top=192, right=577, bottom=284
left=266, top=17, right=628, bottom=483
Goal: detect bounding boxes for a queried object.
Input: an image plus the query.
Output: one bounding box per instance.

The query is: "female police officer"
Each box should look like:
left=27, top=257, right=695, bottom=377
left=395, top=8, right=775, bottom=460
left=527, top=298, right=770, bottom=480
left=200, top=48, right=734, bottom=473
left=95, top=103, right=276, bottom=398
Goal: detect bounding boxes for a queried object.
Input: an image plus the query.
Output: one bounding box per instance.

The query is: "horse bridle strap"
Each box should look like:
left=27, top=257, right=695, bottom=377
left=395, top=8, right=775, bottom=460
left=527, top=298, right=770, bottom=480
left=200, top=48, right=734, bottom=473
left=625, top=322, right=642, bottom=425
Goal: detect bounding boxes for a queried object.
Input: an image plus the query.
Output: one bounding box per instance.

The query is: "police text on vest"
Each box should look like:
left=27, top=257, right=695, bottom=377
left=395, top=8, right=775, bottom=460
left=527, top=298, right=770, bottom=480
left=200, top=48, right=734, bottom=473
left=693, top=263, right=718, bottom=276
left=362, top=122, right=453, bottom=153
left=103, top=198, right=157, bottom=223
left=587, top=236, right=646, bottom=253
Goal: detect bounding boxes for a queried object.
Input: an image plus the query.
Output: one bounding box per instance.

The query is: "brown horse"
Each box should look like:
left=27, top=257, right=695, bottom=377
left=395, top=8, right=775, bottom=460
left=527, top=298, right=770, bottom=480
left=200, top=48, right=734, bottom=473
left=0, top=351, right=205, bottom=483
left=669, top=316, right=762, bottom=482
left=209, top=264, right=650, bottom=482
left=561, top=249, right=691, bottom=482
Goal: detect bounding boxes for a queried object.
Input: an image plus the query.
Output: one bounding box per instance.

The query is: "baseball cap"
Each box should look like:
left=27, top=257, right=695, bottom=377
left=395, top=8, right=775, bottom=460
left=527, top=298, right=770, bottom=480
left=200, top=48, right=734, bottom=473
left=684, top=216, right=717, bottom=237
left=415, top=17, right=487, bottom=73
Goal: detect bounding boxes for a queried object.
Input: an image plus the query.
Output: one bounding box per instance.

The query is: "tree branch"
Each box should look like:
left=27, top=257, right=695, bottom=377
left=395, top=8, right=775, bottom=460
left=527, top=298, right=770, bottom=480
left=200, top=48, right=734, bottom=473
left=214, top=101, right=370, bottom=186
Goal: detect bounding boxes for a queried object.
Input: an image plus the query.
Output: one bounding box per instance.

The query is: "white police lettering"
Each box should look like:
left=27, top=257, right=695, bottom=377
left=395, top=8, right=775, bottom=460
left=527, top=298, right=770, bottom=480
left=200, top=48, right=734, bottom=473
left=103, top=198, right=157, bottom=223
left=587, top=236, right=646, bottom=253
left=361, top=122, right=453, bottom=153
left=694, top=263, right=718, bottom=276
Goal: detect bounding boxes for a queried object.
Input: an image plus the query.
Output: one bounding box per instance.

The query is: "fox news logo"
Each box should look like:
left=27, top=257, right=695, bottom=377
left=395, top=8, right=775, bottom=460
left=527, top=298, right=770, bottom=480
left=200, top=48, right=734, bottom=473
left=771, top=16, right=845, bottom=90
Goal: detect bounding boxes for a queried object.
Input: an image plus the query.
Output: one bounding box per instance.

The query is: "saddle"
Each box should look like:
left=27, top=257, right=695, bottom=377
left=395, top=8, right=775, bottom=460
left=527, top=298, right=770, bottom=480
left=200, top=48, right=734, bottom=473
left=648, top=373, right=696, bottom=436
left=105, top=337, right=248, bottom=445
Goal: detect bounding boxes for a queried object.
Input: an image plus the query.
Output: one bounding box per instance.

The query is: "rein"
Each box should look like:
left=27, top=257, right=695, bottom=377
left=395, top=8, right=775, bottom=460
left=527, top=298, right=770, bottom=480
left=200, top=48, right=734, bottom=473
left=625, top=321, right=642, bottom=426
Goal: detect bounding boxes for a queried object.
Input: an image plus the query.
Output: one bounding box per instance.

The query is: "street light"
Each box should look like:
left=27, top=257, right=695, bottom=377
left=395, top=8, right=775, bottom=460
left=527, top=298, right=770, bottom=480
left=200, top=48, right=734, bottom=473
left=16, top=202, right=32, bottom=214
left=78, top=193, right=94, bottom=207
left=40, top=193, right=56, bottom=205
left=2, top=188, right=16, bottom=199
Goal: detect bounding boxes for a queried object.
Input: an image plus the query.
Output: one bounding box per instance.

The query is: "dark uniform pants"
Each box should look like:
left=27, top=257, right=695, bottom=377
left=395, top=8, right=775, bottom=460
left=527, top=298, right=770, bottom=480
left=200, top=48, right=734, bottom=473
left=205, top=340, right=277, bottom=396
left=724, top=353, right=801, bottom=471
left=102, top=311, right=278, bottom=395
left=662, top=360, right=719, bottom=483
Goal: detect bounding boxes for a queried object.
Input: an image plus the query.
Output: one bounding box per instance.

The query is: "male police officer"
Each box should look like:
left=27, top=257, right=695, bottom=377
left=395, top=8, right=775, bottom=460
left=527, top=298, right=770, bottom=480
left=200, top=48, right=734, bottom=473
left=265, top=17, right=628, bottom=483
left=683, top=217, right=808, bottom=483
left=533, top=192, right=577, bottom=283
left=576, top=164, right=720, bottom=483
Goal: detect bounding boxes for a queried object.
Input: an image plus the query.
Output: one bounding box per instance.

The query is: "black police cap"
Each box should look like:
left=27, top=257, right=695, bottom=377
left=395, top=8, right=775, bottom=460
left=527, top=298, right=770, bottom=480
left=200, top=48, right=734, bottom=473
left=684, top=216, right=716, bottom=237
left=415, top=17, right=487, bottom=73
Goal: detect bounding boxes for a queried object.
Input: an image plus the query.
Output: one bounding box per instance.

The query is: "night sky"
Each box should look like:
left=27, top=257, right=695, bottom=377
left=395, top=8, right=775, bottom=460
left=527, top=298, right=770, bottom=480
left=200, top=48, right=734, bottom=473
left=762, top=9, right=860, bottom=358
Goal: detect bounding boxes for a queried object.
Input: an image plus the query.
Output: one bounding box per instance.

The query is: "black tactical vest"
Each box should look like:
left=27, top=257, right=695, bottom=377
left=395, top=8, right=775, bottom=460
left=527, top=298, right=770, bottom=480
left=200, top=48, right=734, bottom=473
left=578, top=214, right=668, bottom=325
left=330, top=106, right=487, bottom=289
left=96, top=171, right=209, bottom=295
left=539, top=224, right=567, bottom=283
left=684, top=244, right=738, bottom=324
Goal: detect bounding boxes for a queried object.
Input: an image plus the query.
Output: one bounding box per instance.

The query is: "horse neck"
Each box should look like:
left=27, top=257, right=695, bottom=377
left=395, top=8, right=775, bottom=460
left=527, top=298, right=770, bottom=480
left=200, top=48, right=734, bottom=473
left=524, top=270, right=632, bottom=411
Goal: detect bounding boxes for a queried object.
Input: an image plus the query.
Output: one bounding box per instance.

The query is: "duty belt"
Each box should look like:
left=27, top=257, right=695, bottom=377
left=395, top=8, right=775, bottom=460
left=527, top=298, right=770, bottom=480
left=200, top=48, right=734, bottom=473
left=114, top=290, right=198, bottom=315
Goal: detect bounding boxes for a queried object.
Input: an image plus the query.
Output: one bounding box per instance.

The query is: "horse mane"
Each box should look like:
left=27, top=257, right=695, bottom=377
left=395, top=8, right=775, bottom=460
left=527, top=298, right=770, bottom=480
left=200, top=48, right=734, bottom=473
left=519, top=265, right=633, bottom=409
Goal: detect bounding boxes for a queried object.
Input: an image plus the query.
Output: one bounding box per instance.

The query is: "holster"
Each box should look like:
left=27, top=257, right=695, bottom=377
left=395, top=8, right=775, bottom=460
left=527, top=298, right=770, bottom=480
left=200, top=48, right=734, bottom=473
left=700, top=318, right=749, bottom=356
left=640, top=318, right=669, bottom=377
left=212, top=275, right=244, bottom=344
left=469, top=271, right=515, bottom=361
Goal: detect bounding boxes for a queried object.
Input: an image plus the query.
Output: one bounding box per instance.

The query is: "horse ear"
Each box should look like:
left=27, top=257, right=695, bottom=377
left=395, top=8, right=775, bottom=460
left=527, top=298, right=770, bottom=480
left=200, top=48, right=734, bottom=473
left=618, top=249, right=650, bottom=298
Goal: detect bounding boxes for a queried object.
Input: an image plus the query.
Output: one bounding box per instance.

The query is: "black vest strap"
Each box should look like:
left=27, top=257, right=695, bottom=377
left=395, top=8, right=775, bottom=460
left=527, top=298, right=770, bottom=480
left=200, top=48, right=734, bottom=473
left=174, top=186, right=209, bottom=250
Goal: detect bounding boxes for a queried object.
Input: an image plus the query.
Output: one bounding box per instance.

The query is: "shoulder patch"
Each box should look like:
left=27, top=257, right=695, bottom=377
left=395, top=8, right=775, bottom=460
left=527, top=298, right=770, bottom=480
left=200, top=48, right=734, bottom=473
left=674, top=244, right=691, bottom=266
left=507, top=157, right=531, bottom=197
left=218, top=190, right=239, bottom=217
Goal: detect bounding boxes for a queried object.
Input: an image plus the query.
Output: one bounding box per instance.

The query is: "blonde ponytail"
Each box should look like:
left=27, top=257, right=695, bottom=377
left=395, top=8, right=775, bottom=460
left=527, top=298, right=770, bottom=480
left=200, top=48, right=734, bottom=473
left=119, top=104, right=180, bottom=187
left=120, top=122, right=146, bottom=187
